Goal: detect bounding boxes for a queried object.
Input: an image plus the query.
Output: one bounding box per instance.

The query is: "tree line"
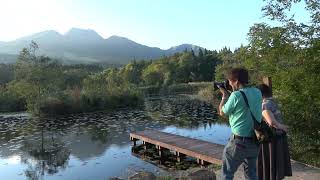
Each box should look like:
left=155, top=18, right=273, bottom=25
left=0, top=42, right=225, bottom=114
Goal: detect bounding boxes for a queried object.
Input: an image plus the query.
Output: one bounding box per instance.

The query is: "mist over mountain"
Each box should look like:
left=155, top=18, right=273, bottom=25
left=0, top=28, right=204, bottom=64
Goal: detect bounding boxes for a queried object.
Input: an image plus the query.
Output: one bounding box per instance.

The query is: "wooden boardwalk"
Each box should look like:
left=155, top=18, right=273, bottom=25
left=130, top=129, right=224, bottom=165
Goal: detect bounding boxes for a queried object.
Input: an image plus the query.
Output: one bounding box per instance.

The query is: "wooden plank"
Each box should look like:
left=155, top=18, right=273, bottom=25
left=130, top=129, right=224, bottom=165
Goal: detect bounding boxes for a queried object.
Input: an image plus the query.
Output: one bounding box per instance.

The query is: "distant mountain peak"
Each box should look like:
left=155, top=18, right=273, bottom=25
left=37, top=30, right=61, bottom=36
left=16, top=30, right=63, bottom=41
left=105, top=35, right=139, bottom=46
left=106, top=35, right=133, bottom=41
left=65, top=28, right=103, bottom=41
left=66, top=27, right=96, bottom=34
left=167, top=44, right=203, bottom=53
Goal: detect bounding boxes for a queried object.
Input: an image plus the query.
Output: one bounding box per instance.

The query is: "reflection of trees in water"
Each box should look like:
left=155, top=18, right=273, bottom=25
left=20, top=127, right=70, bottom=180
left=87, top=125, right=109, bottom=144
left=0, top=95, right=221, bottom=179
left=144, top=96, right=217, bottom=128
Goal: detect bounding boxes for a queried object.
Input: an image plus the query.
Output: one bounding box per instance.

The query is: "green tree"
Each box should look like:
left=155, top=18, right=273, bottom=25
left=198, top=48, right=204, bottom=58
left=14, top=42, right=64, bottom=114
left=240, top=0, right=320, bottom=166
left=0, top=64, right=14, bottom=85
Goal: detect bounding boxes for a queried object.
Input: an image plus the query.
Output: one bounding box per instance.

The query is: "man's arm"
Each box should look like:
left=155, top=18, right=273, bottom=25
left=219, top=95, right=228, bottom=116
left=218, top=89, right=229, bottom=116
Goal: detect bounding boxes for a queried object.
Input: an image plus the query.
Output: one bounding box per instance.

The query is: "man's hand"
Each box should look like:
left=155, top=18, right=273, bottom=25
left=218, top=87, right=229, bottom=116
left=219, top=87, right=228, bottom=96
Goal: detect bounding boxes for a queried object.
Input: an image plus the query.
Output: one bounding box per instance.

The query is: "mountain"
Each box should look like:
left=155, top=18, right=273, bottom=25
left=17, top=30, right=64, bottom=42
left=166, top=44, right=203, bottom=54
left=64, top=28, right=104, bottom=42
left=0, top=28, right=205, bottom=64
left=0, top=53, right=17, bottom=64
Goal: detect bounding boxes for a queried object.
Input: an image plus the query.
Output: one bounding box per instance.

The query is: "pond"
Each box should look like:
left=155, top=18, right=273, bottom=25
left=0, top=95, right=231, bottom=180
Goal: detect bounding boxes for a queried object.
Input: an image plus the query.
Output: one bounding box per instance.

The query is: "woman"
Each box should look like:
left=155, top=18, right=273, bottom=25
left=257, top=84, right=292, bottom=180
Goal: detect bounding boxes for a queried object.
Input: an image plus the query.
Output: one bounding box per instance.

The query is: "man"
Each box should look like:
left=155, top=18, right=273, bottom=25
left=218, top=68, right=262, bottom=180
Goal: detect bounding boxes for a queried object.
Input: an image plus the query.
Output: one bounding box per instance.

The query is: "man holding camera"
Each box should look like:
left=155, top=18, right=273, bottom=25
left=217, top=68, right=262, bottom=180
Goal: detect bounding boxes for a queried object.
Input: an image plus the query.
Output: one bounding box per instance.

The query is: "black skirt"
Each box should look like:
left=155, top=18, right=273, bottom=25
left=257, top=132, right=292, bottom=180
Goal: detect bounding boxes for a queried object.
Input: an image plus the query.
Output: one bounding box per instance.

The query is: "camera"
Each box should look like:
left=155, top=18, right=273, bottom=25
left=213, top=80, right=232, bottom=91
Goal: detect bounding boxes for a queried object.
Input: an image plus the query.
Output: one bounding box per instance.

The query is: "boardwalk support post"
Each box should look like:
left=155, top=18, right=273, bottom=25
left=197, top=158, right=208, bottom=166
left=158, top=146, right=163, bottom=157
left=143, top=141, right=147, bottom=151
left=197, top=158, right=201, bottom=164
left=176, top=151, right=185, bottom=162
left=130, top=137, right=137, bottom=146
left=157, top=146, right=165, bottom=165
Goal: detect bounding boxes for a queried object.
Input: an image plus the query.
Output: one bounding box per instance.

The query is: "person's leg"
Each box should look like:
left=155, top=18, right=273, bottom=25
left=243, top=156, right=258, bottom=180
left=243, top=141, right=259, bottom=180
left=222, top=139, right=244, bottom=180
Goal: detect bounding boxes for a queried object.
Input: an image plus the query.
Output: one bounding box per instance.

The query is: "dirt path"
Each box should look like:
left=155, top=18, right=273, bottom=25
left=214, top=160, right=320, bottom=180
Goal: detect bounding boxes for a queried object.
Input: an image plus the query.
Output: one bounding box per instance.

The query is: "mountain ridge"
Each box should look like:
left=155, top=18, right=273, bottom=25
left=0, top=28, right=205, bottom=64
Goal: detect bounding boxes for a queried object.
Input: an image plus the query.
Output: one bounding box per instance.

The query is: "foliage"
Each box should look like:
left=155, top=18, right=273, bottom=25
left=61, top=64, right=103, bottom=89
left=262, top=0, right=319, bottom=47
left=259, top=0, right=320, bottom=166
left=0, top=41, right=142, bottom=115
left=82, top=68, right=143, bottom=111
left=0, top=85, right=26, bottom=112
left=119, top=60, right=149, bottom=85
left=120, top=51, right=220, bottom=87
left=0, top=64, right=14, bottom=85
left=13, top=42, right=64, bottom=114
left=213, top=0, right=320, bottom=166
left=197, top=85, right=215, bottom=102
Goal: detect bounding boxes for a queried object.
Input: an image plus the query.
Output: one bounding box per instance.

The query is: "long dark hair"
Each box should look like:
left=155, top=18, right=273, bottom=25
left=257, top=84, right=272, bottom=98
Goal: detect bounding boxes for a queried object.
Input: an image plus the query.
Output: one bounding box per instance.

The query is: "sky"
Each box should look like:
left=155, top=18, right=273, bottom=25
left=0, top=0, right=310, bottom=50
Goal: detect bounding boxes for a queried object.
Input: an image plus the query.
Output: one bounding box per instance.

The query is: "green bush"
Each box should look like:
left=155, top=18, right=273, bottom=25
left=35, top=88, right=143, bottom=116
left=0, top=86, right=26, bottom=112
left=197, top=86, right=215, bottom=101
left=39, top=97, right=71, bottom=115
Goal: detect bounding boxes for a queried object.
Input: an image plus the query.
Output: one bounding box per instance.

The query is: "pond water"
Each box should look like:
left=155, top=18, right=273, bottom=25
left=0, top=95, right=231, bottom=180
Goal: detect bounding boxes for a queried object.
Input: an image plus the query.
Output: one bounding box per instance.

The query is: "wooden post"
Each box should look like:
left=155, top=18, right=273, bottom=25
left=197, top=158, right=201, bottom=164
left=176, top=152, right=185, bottom=162
left=197, top=158, right=208, bottom=167
left=143, top=141, right=147, bottom=151
left=158, top=146, right=164, bottom=165
left=130, top=137, right=137, bottom=146
left=263, top=77, right=272, bottom=96
left=201, top=159, right=208, bottom=167
left=158, top=146, right=163, bottom=157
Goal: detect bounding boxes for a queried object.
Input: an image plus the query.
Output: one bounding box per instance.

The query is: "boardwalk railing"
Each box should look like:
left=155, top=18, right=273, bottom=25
left=130, top=129, right=224, bottom=165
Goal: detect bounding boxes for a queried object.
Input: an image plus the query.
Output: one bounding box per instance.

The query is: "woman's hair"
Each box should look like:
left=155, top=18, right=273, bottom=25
left=227, top=68, right=248, bottom=85
left=257, top=84, right=272, bottom=97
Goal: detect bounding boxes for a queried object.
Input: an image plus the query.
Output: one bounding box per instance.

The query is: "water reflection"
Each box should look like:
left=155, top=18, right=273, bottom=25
left=22, top=128, right=69, bottom=179
left=0, top=95, right=231, bottom=179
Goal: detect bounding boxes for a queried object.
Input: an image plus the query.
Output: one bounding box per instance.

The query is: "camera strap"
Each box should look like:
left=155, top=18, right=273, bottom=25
left=239, top=90, right=260, bottom=126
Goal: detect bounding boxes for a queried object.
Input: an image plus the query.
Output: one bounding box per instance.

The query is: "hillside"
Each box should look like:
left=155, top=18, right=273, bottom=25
left=0, top=28, right=204, bottom=64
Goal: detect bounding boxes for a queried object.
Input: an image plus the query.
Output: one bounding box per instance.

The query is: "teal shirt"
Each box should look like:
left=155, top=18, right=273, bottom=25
left=222, top=87, right=262, bottom=137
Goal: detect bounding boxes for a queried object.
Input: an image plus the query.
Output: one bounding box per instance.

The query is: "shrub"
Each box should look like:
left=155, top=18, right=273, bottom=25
left=0, top=86, right=26, bottom=112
